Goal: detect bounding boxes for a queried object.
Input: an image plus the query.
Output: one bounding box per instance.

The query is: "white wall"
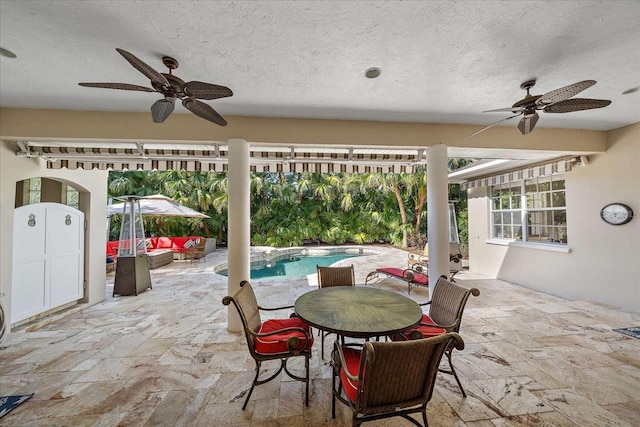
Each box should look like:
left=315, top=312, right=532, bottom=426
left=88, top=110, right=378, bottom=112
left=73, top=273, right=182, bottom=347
left=0, top=141, right=109, bottom=332
left=467, top=123, right=640, bottom=313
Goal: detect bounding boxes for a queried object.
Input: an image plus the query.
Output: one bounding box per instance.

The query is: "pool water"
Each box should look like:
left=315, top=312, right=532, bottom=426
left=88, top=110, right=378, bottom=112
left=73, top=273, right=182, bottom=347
left=218, top=252, right=361, bottom=279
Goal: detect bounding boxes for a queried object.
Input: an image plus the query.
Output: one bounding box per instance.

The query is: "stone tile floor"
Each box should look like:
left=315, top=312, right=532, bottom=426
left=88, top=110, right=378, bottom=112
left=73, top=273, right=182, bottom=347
left=1, top=246, right=639, bottom=426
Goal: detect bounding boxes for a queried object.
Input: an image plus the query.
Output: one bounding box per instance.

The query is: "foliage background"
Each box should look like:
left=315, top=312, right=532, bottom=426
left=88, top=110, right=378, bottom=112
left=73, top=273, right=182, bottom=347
left=107, top=161, right=472, bottom=255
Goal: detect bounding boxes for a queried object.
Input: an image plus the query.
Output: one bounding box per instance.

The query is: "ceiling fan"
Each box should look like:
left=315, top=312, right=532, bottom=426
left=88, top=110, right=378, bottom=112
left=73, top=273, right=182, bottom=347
left=79, top=48, right=233, bottom=126
left=471, top=79, right=611, bottom=136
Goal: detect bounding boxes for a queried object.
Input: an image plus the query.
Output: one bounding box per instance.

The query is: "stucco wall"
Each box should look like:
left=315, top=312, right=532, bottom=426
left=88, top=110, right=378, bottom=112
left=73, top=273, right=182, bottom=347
left=467, top=123, right=640, bottom=313
left=0, top=140, right=109, bottom=332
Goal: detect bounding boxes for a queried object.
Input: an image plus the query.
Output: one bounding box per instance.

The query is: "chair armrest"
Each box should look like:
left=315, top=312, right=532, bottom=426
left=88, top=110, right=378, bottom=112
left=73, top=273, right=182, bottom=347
left=418, top=320, right=459, bottom=332
left=408, top=262, right=428, bottom=275
left=407, top=253, right=429, bottom=267
left=258, top=304, right=295, bottom=311
left=246, top=325, right=311, bottom=340
left=333, top=341, right=362, bottom=382
left=449, top=332, right=465, bottom=351
left=247, top=325, right=312, bottom=353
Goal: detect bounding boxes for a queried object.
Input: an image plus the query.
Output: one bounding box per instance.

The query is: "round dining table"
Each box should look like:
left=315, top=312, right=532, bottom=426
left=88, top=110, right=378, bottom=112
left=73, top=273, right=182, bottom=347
left=294, top=286, right=423, bottom=339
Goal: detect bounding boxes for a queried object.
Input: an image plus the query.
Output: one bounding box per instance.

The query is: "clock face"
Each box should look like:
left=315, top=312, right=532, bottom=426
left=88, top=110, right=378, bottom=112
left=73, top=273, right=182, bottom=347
left=600, top=203, right=633, bottom=225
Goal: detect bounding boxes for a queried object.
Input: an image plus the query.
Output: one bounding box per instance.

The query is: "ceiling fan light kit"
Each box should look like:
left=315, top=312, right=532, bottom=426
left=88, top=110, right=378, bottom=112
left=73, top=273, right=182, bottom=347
left=79, top=48, right=232, bottom=126
left=471, top=79, right=612, bottom=137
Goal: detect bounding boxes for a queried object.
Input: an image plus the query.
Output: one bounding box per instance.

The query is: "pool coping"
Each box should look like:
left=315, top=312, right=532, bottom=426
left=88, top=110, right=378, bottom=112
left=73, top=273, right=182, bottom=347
left=213, top=245, right=382, bottom=278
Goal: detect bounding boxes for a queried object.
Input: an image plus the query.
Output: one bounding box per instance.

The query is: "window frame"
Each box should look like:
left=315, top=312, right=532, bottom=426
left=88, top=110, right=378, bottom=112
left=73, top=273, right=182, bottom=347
left=490, top=174, right=567, bottom=247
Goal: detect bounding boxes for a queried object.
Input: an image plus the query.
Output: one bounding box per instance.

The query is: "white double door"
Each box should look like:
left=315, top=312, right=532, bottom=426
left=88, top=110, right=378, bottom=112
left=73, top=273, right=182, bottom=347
left=11, top=203, right=84, bottom=324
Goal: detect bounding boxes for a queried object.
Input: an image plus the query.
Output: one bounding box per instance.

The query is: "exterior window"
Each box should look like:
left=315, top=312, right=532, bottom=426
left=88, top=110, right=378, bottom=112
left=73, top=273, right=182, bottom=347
left=491, top=175, right=567, bottom=245
left=62, top=184, right=80, bottom=209
left=491, top=183, right=522, bottom=240
left=23, top=177, right=41, bottom=205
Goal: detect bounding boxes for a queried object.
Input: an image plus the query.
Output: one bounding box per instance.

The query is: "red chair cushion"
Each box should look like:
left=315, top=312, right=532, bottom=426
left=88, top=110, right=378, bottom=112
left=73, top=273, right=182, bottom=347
left=407, top=271, right=429, bottom=286
left=340, top=347, right=362, bottom=403
left=254, top=317, right=313, bottom=355
left=376, top=267, right=429, bottom=286
left=155, top=237, right=174, bottom=249
left=106, top=241, right=119, bottom=257
left=393, top=314, right=447, bottom=341
left=377, top=267, right=403, bottom=277
left=414, top=314, right=447, bottom=337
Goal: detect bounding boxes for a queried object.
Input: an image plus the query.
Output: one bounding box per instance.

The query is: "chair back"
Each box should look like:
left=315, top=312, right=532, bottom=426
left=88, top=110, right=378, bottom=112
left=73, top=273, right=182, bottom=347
left=317, top=264, right=355, bottom=288
left=357, top=333, right=463, bottom=414
left=222, top=281, right=262, bottom=354
left=428, top=276, right=479, bottom=332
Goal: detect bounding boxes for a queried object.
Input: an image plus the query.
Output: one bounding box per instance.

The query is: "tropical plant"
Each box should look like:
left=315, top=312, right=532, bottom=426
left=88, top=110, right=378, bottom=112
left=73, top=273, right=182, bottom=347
left=107, top=161, right=473, bottom=252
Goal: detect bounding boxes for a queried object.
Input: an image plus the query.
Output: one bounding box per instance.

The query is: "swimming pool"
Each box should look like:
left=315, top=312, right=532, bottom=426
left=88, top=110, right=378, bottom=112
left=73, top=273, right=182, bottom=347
left=217, top=250, right=363, bottom=279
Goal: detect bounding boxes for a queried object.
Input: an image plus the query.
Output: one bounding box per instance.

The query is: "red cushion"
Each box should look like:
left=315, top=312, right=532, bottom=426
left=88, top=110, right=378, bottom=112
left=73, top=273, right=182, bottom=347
left=340, top=347, right=362, bottom=403
left=166, top=237, right=202, bottom=252
left=414, top=314, right=447, bottom=337
left=254, top=318, right=313, bottom=355
left=407, top=271, right=429, bottom=286
left=106, top=241, right=119, bottom=256
left=155, top=237, right=174, bottom=249
left=376, top=267, right=429, bottom=286
left=109, top=237, right=205, bottom=254
left=393, top=314, right=446, bottom=341
left=377, top=267, right=403, bottom=277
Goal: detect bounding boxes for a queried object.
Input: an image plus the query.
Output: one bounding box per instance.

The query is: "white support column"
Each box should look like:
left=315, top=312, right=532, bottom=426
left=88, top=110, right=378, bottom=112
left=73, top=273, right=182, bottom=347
left=227, top=138, right=250, bottom=332
left=426, top=144, right=449, bottom=295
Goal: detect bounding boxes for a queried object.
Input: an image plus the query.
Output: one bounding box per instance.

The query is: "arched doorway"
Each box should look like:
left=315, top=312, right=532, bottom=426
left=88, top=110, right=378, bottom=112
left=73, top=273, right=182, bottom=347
left=10, top=178, right=84, bottom=324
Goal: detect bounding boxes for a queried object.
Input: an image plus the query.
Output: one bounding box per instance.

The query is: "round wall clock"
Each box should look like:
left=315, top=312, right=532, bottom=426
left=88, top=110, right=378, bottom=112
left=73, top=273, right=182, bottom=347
left=600, top=203, right=634, bottom=225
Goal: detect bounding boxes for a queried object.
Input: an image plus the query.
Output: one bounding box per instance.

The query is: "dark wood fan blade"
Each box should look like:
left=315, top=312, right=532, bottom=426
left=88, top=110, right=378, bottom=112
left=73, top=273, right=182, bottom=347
left=79, top=82, right=155, bottom=92
left=517, top=113, right=539, bottom=135
left=470, top=112, right=523, bottom=137
left=184, top=81, right=233, bottom=100
left=537, top=80, right=596, bottom=105
left=116, top=48, right=169, bottom=88
left=151, top=99, right=175, bottom=123
left=482, top=106, right=526, bottom=113
left=543, top=98, right=611, bottom=113
left=182, top=98, right=227, bottom=126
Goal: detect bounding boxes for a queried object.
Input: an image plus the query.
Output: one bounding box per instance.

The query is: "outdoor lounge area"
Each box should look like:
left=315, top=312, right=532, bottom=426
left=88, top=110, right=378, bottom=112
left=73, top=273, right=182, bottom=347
left=1, top=2, right=639, bottom=426
left=1, top=246, right=638, bottom=426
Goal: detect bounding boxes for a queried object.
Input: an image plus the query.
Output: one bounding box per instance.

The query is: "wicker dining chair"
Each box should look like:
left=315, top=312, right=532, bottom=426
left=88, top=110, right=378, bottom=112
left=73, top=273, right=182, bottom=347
left=317, top=264, right=356, bottom=358
left=222, top=280, right=314, bottom=410
left=332, top=333, right=464, bottom=426
left=391, top=275, right=479, bottom=397
left=317, top=265, right=356, bottom=289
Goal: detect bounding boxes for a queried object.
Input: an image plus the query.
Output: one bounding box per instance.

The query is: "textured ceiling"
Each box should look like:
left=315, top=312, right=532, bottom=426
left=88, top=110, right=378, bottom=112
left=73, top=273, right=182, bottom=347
left=1, top=0, right=639, bottom=133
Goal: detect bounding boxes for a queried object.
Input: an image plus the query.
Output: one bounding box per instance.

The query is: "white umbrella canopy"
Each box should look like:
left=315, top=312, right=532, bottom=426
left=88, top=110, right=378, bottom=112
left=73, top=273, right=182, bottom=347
left=107, top=194, right=210, bottom=218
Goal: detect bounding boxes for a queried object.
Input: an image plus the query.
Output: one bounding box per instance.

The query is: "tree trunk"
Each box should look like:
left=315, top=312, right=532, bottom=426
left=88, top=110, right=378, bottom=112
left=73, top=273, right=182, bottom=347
left=414, top=190, right=427, bottom=235
left=391, top=181, right=409, bottom=248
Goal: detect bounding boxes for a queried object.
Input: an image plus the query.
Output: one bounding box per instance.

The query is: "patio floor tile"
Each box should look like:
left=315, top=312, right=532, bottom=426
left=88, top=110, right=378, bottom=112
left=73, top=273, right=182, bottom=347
left=1, top=245, right=638, bottom=426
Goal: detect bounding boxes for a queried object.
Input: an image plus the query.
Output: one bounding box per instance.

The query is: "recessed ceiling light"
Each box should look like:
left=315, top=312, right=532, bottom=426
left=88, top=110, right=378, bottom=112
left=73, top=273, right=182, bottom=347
left=0, top=47, right=17, bottom=58
left=622, top=86, right=639, bottom=95
left=365, top=67, right=381, bottom=79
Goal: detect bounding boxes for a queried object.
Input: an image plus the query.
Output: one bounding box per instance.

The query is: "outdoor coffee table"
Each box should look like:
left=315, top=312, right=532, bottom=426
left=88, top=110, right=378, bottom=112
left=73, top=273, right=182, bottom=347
left=294, top=286, right=422, bottom=339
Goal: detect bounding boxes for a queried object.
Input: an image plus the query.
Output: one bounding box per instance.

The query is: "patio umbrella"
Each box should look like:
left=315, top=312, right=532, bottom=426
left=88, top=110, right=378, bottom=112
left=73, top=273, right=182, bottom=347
left=107, top=194, right=210, bottom=218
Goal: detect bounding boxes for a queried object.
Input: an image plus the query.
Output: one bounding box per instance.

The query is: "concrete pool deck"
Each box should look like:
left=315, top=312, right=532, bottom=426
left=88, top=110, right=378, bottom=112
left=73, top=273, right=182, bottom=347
left=1, top=245, right=639, bottom=426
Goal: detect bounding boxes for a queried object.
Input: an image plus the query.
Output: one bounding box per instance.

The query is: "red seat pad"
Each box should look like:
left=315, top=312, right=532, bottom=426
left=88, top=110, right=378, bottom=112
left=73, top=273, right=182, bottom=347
left=377, top=267, right=403, bottom=277
left=376, top=267, right=429, bottom=286
left=407, top=271, right=429, bottom=286
left=340, top=347, right=363, bottom=403
left=393, top=314, right=447, bottom=341
left=254, top=317, right=313, bottom=355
